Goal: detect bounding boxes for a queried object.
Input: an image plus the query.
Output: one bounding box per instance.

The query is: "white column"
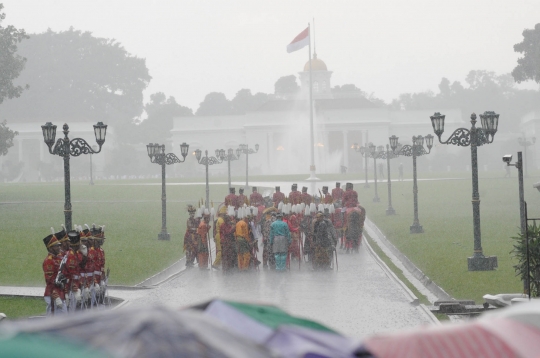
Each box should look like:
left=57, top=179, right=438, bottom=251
left=342, top=130, right=348, bottom=171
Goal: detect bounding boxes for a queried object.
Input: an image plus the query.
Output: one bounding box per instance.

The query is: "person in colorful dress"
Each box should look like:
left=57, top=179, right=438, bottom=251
left=220, top=213, right=237, bottom=273
left=184, top=206, right=199, bottom=268
left=269, top=212, right=291, bottom=271
left=235, top=215, right=251, bottom=271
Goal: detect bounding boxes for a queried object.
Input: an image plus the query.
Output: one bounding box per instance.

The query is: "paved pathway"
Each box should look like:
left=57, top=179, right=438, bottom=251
left=130, top=238, right=436, bottom=338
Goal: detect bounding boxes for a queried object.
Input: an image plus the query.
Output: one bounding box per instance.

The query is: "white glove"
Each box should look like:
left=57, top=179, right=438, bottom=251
left=80, top=244, right=88, bottom=256
left=74, top=289, right=82, bottom=303
left=55, top=297, right=63, bottom=309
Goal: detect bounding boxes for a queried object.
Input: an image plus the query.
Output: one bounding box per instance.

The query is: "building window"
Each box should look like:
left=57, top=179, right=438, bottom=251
left=313, top=81, right=319, bottom=92
left=322, top=81, right=326, bottom=91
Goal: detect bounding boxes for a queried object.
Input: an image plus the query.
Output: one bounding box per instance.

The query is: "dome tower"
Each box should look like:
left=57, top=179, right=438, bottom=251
left=298, top=53, right=333, bottom=99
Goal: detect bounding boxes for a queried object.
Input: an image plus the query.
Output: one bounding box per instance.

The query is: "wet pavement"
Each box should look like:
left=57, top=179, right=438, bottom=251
left=131, top=239, right=436, bottom=338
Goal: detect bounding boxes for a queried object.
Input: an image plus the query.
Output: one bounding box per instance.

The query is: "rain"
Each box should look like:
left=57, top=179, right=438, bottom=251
left=2, top=1, right=540, bottom=357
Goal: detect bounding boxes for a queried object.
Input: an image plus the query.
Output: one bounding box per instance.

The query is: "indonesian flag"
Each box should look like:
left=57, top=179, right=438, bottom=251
left=286, top=27, right=310, bottom=53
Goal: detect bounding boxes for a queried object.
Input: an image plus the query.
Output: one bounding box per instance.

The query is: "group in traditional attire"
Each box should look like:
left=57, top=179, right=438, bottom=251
left=184, top=206, right=199, bottom=268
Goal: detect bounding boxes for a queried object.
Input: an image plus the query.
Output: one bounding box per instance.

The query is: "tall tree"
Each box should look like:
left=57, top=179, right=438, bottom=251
left=0, top=120, right=17, bottom=156
left=137, top=92, right=193, bottom=142
left=195, top=92, right=234, bottom=116
left=274, top=75, right=299, bottom=97
left=0, top=28, right=151, bottom=133
left=231, top=89, right=269, bottom=114
left=512, top=23, right=540, bottom=84
left=0, top=3, right=28, bottom=105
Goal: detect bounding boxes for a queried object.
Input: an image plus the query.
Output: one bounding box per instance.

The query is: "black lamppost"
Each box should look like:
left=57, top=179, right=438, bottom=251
left=147, top=142, right=189, bottom=240
left=195, top=149, right=224, bottom=209
left=217, top=148, right=240, bottom=189
left=379, top=143, right=401, bottom=215
left=431, top=111, right=500, bottom=271
left=89, top=145, right=97, bottom=185
left=518, top=134, right=536, bottom=177
left=42, top=122, right=107, bottom=231
left=237, top=143, right=259, bottom=188
left=353, top=143, right=370, bottom=188
left=390, top=134, right=433, bottom=234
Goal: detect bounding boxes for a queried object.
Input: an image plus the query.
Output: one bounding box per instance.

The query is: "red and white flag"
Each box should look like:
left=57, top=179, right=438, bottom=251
left=286, top=27, right=310, bottom=53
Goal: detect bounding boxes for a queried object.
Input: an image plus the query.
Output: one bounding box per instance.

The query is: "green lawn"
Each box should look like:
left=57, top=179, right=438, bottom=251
left=0, top=296, right=46, bottom=318
left=359, top=171, right=540, bottom=303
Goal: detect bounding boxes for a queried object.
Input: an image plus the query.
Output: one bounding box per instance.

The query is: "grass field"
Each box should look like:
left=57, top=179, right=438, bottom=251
left=2, top=170, right=540, bottom=305
left=0, top=297, right=46, bottom=318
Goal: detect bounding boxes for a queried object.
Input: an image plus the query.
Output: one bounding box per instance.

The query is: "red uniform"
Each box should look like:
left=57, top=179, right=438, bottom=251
left=273, top=192, right=285, bottom=207
left=300, top=192, right=312, bottom=205
left=85, top=247, right=98, bottom=288
left=323, top=193, right=333, bottom=204
left=250, top=192, right=264, bottom=207
left=332, top=187, right=344, bottom=203
left=342, top=189, right=359, bottom=208
left=64, top=249, right=83, bottom=291
left=95, top=247, right=105, bottom=285
left=287, top=214, right=301, bottom=261
left=225, top=194, right=239, bottom=208
left=289, top=190, right=302, bottom=205
left=43, top=253, right=63, bottom=299
left=237, top=194, right=249, bottom=207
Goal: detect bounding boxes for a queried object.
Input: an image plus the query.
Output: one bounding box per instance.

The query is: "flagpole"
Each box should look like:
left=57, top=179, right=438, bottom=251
left=307, top=22, right=317, bottom=181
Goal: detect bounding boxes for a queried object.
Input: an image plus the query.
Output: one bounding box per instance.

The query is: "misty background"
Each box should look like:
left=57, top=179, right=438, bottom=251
left=1, top=0, right=540, bottom=182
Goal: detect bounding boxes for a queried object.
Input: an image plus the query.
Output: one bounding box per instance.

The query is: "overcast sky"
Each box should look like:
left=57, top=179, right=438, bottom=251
left=2, top=0, right=539, bottom=111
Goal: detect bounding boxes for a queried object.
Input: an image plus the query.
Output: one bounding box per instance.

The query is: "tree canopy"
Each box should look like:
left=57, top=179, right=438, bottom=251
left=0, top=3, right=28, bottom=105
left=0, top=120, right=17, bottom=156
left=137, top=92, right=193, bottom=142
left=0, top=28, right=151, bottom=127
left=231, top=89, right=269, bottom=114
left=390, top=70, right=538, bottom=131
left=274, top=75, right=299, bottom=97
left=512, top=23, right=540, bottom=84
left=195, top=92, right=234, bottom=116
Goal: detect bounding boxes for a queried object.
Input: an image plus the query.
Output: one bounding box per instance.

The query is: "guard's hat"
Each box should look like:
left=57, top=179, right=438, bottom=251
left=302, top=186, right=307, bottom=192
left=187, top=205, right=196, bottom=214
left=275, top=186, right=280, bottom=191
left=322, top=186, right=328, bottom=191
left=252, top=187, right=257, bottom=192
left=43, top=234, right=60, bottom=249
left=229, top=187, right=235, bottom=194
left=239, top=188, right=244, bottom=193
left=68, top=230, right=80, bottom=245
left=91, top=226, right=101, bottom=238
left=336, top=182, right=341, bottom=187
left=346, top=182, right=353, bottom=189
left=54, top=229, right=67, bottom=243
left=292, top=183, right=298, bottom=189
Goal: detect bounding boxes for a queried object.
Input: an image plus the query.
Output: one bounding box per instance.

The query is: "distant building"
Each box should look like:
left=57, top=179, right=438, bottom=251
left=172, top=54, right=465, bottom=176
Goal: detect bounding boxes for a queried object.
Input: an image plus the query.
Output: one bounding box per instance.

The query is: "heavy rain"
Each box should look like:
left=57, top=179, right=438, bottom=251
left=2, top=1, right=540, bottom=357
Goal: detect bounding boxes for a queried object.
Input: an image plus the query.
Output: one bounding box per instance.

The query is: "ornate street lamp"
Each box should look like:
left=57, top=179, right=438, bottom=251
left=237, top=143, right=259, bottom=188
left=217, top=148, right=240, bottom=189
left=390, top=133, right=433, bottom=234
left=379, top=143, right=402, bottom=215
left=430, top=111, right=499, bottom=271
left=518, top=134, right=536, bottom=177
left=353, top=143, right=370, bottom=188
left=41, top=122, right=108, bottom=231
left=195, top=149, right=224, bottom=209
left=146, top=142, right=189, bottom=240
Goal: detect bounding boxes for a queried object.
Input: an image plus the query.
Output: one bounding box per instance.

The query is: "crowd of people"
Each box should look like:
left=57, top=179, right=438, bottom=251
left=42, top=224, right=109, bottom=316
left=184, top=182, right=366, bottom=273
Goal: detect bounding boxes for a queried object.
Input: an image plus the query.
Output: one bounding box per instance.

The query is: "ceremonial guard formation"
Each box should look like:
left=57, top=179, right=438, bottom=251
left=182, top=183, right=366, bottom=274
left=42, top=224, right=109, bottom=315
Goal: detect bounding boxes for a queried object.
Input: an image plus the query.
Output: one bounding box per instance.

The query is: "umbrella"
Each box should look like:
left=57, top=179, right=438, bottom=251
left=1, top=304, right=275, bottom=358
left=263, top=207, right=278, bottom=214
left=190, top=299, right=363, bottom=358
left=360, top=312, right=540, bottom=358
